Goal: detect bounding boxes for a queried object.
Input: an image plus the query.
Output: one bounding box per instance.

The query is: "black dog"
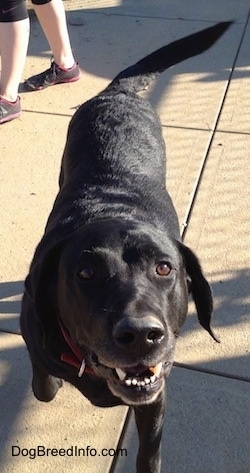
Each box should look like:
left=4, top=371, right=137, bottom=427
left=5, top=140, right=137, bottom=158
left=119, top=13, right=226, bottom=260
left=20, top=22, right=231, bottom=473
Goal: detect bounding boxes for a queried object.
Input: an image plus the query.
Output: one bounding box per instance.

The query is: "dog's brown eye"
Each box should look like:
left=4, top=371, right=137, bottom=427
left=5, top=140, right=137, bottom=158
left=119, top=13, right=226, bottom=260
left=156, top=262, right=171, bottom=276
left=79, top=268, right=95, bottom=280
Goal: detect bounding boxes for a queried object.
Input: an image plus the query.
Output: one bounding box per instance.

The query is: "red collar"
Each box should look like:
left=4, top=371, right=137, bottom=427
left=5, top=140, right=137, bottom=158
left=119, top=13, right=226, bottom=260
left=59, top=321, right=96, bottom=377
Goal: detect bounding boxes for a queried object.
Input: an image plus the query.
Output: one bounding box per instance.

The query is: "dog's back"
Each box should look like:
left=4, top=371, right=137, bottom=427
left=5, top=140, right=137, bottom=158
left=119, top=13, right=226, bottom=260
left=49, top=22, right=232, bottom=241
left=61, top=22, right=231, bottom=186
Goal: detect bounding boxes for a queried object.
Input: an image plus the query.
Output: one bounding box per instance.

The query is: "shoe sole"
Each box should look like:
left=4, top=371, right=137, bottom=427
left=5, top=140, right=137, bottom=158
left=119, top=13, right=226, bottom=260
left=25, top=74, right=80, bottom=91
left=0, top=110, right=21, bottom=124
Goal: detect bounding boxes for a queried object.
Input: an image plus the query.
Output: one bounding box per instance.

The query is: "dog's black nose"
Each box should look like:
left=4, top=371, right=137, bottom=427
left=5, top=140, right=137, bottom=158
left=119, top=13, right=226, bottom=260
left=113, top=316, right=165, bottom=353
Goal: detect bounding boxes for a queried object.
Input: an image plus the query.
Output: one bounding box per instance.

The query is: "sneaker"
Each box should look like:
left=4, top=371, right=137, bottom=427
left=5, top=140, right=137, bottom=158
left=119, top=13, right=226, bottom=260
left=0, top=96, right=21, bottom=124
left=25, top=61, right=80, bottom=91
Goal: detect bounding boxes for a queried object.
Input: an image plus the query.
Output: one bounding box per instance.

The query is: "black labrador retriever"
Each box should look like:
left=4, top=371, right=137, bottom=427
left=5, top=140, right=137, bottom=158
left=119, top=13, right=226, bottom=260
left=20, top=22, right=231, bottom=473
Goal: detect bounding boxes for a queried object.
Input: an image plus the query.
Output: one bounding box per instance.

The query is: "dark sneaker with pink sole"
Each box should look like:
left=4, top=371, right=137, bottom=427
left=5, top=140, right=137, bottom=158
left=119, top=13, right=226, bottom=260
left=25, top=61, right=80, bottom=91
left=0, top=96, right=21, bottom=124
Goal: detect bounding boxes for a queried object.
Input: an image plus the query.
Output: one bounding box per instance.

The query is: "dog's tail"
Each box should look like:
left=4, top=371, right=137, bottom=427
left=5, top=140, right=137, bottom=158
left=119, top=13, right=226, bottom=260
left=107, top=21, right=232, bottom=94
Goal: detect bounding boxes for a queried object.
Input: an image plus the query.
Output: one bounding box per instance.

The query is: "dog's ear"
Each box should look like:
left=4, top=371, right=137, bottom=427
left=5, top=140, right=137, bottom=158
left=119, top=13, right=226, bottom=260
left=24, top=241, right=62, bottom=342
left=177, top=241, right=220, bottom=342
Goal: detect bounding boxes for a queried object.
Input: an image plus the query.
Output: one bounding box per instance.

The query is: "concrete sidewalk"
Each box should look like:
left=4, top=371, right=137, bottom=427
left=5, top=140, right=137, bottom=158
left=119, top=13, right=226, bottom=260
left=0, top=1, right=249, bottom=472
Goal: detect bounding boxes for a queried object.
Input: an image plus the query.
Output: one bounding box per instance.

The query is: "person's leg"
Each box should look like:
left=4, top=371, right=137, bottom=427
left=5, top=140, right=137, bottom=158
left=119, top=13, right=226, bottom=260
left=32, top=0, right=75, bottom=69
left=25, top=0, right=80, bottom=90
left=0, top=19, right=30, bottom=101
left=0, top=1, right=29, bottom=123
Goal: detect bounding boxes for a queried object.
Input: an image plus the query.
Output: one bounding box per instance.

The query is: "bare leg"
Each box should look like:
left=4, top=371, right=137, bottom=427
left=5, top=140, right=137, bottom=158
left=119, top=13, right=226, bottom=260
left=33, top=0, right=75, bottom=69
left=0, top=18, right=30, bottom=102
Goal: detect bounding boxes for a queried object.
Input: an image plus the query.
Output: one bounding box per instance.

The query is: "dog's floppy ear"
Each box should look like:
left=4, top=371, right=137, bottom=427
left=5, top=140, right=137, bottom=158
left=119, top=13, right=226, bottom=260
left=177, top=241, right=220, bottom=342
left=24, top=240, right=62, bottom=342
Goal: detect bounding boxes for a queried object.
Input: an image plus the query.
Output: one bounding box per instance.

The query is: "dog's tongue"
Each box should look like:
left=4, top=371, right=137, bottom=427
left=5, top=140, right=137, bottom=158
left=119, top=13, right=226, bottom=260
left=124, top=363, right=162, bottom=376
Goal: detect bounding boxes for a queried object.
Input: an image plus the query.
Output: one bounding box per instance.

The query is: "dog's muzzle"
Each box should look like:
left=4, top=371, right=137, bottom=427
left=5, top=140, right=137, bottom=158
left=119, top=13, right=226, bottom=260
left=95, top=357, right=173, bottom=405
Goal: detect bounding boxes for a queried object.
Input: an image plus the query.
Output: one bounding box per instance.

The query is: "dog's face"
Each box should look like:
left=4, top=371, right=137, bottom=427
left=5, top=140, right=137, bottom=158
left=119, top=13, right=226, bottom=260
left=55, top=218, right=189, bottom=405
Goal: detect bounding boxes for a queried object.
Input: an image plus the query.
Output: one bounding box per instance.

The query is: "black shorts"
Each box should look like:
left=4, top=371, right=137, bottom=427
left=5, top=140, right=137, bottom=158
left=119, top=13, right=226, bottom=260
left=0, top=0, right=52, bottom=22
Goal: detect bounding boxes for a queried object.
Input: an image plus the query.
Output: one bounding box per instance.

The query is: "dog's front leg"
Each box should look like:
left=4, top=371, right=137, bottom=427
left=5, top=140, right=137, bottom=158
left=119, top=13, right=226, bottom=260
left=134, top=389, right=166, bottom=473
left=31, top=361, right=62, bottom=402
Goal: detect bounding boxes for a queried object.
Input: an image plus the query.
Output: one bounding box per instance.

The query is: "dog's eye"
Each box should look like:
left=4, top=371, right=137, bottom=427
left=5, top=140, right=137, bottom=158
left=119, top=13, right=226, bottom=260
left=78, top=268, right=95, bottom=280
left=156, top=262, right=171, bottom=276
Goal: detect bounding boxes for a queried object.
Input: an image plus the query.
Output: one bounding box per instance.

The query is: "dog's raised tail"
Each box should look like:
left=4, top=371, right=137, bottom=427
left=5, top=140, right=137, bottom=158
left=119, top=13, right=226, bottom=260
left=108, top=21, right=232, bottom=94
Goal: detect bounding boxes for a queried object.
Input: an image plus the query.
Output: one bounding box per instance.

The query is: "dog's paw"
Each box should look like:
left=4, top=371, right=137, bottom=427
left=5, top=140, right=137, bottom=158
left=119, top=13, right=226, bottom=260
left=32, top=375, right=63, bottom=402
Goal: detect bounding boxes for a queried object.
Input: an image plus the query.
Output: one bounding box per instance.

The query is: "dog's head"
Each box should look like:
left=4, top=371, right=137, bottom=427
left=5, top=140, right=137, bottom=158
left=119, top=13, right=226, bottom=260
left=25, top=218, right=217, bottom=405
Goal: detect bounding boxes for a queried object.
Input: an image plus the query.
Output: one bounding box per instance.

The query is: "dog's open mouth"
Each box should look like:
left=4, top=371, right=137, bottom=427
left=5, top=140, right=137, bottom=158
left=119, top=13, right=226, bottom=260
left=91, top=355, right=172, bottom=404
left=114, top=362, right=163, bottom=387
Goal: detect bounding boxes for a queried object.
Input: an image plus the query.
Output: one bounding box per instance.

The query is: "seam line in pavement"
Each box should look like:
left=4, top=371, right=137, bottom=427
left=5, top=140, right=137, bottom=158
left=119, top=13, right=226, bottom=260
left=173, top=362, right=250, bottom=383
left=163, top=123, right=250, bottom=137
left=1, top=329, right=248, bottom=382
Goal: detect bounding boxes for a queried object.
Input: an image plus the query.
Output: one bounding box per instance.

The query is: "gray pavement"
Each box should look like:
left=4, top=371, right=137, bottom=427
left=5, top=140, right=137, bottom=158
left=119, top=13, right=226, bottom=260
left=0, top=1, right=249, bottom=472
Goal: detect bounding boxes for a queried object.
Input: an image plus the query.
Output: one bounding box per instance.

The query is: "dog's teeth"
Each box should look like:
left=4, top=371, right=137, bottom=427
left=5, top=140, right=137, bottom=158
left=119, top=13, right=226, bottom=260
left=120, top=366, right=162, bottom=388
left=122, top=373, right=160, bottom=388
left=150, top=375, right=156, bottom=383
left=115, top=368, right=127, bottom=381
